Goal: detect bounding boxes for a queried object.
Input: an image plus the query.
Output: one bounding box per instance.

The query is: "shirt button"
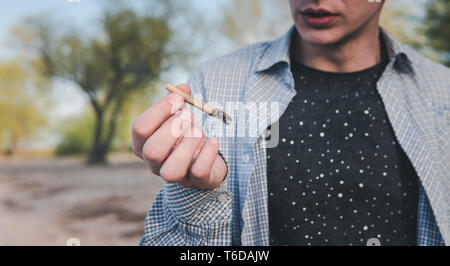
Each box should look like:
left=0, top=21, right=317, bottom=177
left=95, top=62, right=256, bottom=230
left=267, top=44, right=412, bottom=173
left=217, top=193, right=229, bottom=203
left=242, top=153, right=250, bottom=163
left=262, top=129, right=271, bottom=139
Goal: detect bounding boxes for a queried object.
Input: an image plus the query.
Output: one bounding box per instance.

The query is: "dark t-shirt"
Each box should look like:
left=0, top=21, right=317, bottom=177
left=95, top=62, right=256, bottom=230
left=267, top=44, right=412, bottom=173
left=267, top=58, right=419, bottom=246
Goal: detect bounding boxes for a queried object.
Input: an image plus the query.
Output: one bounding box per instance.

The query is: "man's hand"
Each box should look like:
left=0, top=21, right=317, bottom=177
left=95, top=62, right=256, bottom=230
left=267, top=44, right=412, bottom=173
left=131, top=84, right=228, bottom=190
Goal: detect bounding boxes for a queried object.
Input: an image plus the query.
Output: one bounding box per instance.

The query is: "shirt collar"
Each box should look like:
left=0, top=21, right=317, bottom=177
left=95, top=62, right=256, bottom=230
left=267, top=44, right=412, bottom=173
left=380, top=28, right=409, bottom=57
left=255, top=25, right=414, bottom=73
left=255, top=26, right=295, bottom=72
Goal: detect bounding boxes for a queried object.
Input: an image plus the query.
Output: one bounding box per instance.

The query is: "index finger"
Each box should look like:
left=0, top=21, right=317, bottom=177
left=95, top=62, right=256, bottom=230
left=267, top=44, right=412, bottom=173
left=132, top=85, right=191, bottom=158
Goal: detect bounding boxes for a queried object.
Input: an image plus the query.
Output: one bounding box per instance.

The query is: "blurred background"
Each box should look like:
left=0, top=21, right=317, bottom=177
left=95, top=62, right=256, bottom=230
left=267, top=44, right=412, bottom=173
left=0, top=0, right=448, bottom=246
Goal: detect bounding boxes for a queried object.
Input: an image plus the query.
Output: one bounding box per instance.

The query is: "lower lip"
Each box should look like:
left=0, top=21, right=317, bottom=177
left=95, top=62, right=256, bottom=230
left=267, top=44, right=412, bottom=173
left=302, top=14, right=338, bottom=28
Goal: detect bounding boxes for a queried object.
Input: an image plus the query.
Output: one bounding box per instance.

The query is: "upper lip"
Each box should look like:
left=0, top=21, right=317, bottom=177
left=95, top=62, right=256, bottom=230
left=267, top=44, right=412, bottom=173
left=301, top=7, right=338, bottom=16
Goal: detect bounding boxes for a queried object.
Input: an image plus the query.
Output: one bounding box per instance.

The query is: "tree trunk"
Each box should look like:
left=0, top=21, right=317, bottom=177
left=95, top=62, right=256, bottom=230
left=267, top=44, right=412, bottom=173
left=4, top=145, right=14, bottom=156
left=102, top=98, right=124, bottom=158
left=87, top=107, right=107, bottom=165
left=5, top=133, right=16, bottom=156
left=88, top=143, right=108, bottom=164
left=87, top=100, right=123, bottom=165
left=86, top=89, right=125, bottom=165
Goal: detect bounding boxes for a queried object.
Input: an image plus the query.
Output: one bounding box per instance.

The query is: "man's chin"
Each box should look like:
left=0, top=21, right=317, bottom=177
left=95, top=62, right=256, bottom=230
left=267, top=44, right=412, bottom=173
left=303, top=34, right=341, bottom=46
left=298, top=28, right=345, bottom=46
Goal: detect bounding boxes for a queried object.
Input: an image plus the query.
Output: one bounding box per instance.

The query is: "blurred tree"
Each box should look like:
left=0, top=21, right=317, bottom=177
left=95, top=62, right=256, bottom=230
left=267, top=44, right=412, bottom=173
left=13, top=3, right=186, bottom=164
left=221, top=0, right=426, bottom=53
left=55, top=111, right=94, bottom=156
left=221, top=0, right=292, bottom=47
left=424, top=0, right=450, bottom=66
left=0, top=61, right=46, bottom=155
left=380, top=0, right=427, bottom=50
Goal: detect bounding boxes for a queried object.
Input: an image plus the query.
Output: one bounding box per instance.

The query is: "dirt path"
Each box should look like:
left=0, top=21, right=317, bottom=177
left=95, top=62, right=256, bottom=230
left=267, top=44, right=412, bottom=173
left=0, top=153, right=163, bottom=246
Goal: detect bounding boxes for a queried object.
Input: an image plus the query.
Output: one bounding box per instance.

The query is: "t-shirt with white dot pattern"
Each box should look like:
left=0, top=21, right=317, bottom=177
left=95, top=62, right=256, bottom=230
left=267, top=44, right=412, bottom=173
left=267, top=59, right=419, bottom=246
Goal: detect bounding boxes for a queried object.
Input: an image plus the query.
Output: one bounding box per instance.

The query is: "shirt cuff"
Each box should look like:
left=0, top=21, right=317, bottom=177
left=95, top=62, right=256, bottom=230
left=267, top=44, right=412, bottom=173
left=163, top=173, right=231, bottom=225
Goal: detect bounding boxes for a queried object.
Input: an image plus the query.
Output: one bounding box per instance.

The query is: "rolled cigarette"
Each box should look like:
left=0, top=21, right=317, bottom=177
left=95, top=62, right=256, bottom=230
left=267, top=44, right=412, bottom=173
left=165, top=83, right=232, bottom=125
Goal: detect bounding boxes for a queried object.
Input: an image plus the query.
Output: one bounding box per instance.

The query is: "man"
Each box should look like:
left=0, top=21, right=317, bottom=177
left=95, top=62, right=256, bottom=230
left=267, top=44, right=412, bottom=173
left=133, top=0, right=448, bottom=246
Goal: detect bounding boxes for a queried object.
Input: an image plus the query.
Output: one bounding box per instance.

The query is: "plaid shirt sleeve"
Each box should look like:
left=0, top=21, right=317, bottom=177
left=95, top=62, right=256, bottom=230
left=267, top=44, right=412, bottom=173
left=140, top=66, right=233, bottom=246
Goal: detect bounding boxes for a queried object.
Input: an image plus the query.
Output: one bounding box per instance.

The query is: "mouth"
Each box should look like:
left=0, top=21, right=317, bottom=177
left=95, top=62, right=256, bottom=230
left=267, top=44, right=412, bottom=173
left=300, top=7, right=339, bottom=28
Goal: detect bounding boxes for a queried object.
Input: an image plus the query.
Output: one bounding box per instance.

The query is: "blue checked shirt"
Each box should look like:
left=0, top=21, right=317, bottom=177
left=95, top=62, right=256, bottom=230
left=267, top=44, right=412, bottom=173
left=141, top=26, right=449, bottom=246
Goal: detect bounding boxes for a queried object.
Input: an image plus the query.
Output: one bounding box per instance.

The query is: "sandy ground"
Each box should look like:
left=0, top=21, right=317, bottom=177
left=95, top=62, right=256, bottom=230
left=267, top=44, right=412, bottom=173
left=0, top=153, right=164, bottom=246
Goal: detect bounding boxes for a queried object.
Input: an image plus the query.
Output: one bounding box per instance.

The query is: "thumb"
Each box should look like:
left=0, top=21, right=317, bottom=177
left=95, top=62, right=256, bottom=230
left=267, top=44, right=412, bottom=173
left=175, top=84, right=191, bottom=96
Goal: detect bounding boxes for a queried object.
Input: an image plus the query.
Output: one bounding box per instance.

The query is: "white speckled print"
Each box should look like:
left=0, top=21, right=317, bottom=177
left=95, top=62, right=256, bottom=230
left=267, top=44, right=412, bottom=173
left=267, top=61, right=419, bottom=246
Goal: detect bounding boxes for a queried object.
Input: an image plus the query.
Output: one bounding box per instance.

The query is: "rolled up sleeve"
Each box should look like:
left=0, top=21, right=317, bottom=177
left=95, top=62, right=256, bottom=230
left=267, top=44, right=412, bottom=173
left=140, top=65, right=233, bottom=246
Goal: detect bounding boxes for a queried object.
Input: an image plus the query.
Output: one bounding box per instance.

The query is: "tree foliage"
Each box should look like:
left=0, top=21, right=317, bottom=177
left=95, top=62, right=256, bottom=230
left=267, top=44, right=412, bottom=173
left=13, top=3, right=183, bottom=164
left=424, top=0, right=450, bottom=66
left=380, top=1, right=424, bottom=49
left=55, top=111, right=94, bottom=156
left=221, top=0, right=292, bottom=47
left=221, top=0, right=431, bottom=56
left=0, top=61, right=46, bottom=155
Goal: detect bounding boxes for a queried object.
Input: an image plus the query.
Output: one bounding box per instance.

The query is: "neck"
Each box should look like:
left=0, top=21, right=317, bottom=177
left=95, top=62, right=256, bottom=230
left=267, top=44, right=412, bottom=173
left=293, top=22, right=382, bottom=73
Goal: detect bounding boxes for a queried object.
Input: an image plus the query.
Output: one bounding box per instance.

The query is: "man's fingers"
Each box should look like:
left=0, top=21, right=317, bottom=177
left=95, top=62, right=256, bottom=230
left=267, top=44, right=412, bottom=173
left=131, top=84, right=191, bottom=159
left=176, top=84, right=191, bottom=96
left=142, top=109, right=193, bottom=174
left=187, top=138, right=220, bottom=188
left=159, top=126, right=205, bottom=183
left=132, top=93, right=184, bottom=158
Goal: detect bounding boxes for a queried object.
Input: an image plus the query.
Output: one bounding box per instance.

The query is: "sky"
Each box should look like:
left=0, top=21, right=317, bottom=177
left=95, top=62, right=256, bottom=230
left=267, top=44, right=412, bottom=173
left=0, top=0, right=225, bottom=59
